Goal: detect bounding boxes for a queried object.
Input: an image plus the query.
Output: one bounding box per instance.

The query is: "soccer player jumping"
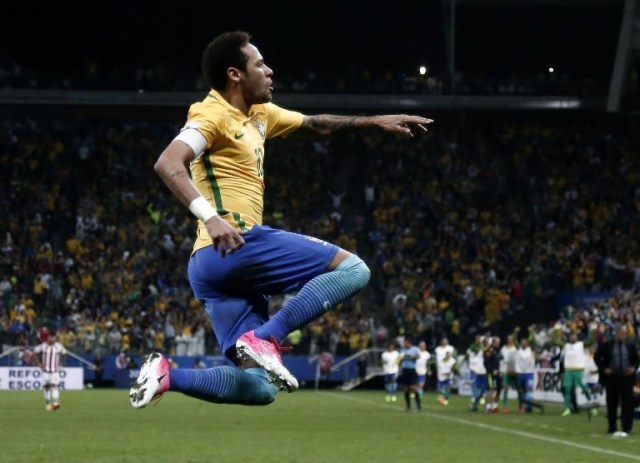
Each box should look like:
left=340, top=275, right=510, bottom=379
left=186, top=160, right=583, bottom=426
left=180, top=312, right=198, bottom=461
left=129, top=31, right=433, bottom=408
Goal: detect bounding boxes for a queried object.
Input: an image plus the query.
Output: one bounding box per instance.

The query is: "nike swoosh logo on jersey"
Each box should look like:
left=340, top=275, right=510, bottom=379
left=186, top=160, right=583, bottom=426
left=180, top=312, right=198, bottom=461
left=234, top=133, right=244, bottom=139
left=158, top=373, right=167, bottom=383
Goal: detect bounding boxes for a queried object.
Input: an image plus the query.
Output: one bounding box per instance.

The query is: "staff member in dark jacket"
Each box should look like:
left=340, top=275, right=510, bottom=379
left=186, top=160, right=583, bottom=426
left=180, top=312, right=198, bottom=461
left=594, top=325, right=639, bottom=437
left=484, top=337, right=502, bottom=413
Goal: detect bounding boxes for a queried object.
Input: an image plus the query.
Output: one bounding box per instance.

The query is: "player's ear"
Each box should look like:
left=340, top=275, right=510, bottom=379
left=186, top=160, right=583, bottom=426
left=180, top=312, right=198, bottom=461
left=227, top=67, right=241, bottom=83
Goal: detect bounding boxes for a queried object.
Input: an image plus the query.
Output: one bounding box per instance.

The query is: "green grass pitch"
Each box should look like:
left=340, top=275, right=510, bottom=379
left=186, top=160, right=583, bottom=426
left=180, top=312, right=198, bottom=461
left=0, top=389, right=637, bottom=463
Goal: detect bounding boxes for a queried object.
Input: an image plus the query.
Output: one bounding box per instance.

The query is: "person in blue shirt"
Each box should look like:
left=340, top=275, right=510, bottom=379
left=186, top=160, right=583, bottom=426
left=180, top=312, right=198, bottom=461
left=398, top=336, right=422, bottom=412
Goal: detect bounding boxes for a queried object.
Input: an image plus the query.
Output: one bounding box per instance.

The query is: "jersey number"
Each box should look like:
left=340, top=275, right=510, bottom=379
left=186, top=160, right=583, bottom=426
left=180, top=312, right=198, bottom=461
left=255, top=147, right=264, bottom=178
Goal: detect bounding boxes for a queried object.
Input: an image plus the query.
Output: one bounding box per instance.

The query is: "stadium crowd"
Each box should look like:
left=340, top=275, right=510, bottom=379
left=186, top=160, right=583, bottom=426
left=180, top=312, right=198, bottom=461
left=1, top=110, right=639, bottom=366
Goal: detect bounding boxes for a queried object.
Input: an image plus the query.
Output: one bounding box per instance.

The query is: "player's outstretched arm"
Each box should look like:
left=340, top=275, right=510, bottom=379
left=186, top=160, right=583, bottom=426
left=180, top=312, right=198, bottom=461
left=301, top=114, right=433, bottom=137
left=154, top=141, right=245, bottom=257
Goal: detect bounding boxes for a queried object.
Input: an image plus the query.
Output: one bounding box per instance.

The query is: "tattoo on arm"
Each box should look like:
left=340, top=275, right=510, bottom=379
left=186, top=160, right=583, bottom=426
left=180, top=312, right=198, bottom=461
left=303, top=115, right=363, bottom=135
left=169, top=169, right=190, bottom=179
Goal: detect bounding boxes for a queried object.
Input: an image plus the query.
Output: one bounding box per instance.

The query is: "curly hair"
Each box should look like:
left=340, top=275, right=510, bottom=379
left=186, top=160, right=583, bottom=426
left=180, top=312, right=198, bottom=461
left=201, top=31, right=252, bottom=91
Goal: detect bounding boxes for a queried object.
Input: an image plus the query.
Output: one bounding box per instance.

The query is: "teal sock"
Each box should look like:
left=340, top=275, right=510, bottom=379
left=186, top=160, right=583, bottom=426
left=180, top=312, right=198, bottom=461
left=169, top=367, right=278, bottom=405
left=254, top=255, right=370, bottom=342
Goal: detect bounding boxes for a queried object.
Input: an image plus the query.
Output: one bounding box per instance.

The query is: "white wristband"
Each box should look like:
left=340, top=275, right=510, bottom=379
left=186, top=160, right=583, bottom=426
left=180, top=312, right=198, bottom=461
left=188, top=196, right=218, bottom=222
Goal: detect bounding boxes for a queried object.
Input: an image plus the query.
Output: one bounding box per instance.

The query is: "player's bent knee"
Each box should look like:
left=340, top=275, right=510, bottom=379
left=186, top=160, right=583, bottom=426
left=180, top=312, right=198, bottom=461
left=335, top=255, right=371, bottom=289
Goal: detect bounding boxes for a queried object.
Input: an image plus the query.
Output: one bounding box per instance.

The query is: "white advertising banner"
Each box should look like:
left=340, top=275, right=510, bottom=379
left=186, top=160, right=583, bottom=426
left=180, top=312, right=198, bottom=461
left=0, top=367, right=84, bottom=390
left=457, top=363, right=605, bottom=405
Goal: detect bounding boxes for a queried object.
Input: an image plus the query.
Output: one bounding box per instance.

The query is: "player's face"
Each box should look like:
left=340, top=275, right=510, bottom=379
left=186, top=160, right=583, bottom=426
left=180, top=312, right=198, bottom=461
left=240, top=44, right=274, bottom=105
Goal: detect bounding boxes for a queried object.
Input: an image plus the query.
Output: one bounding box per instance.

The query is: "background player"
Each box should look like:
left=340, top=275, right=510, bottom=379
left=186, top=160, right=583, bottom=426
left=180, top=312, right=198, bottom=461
left=560, top=333, right=593, bottom=416
left=584, top=343, right=600, bottom=414
left=415, top=340, right=431, bottom=398
left=398, top=336, right=422, bottom=412
left=485, top=337, right=502, bottom=413
left=436, top=350, right=456, bottom=405
left=33, top=331, right=67, bottom=411
left=515, top=334, right=544, bottom=413
left=381, top=342, right=400, bottom=402
left=500, top=333, right=519, bottom=413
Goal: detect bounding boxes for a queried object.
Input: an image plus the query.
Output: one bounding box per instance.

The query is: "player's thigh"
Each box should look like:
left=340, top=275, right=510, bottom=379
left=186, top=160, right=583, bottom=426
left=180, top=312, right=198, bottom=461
left=189, top=225, right=339, bottom=296
left=492, top=374, right=502, bottom=391
left=42, top=372, right=60, bottom=387
left=398, top=368, right=418, bottom=387
left=198, top=292, right=269, bottom=360
left=519, top=373, right=534, bottom=391
left=49, top=372, right=61, bottom=386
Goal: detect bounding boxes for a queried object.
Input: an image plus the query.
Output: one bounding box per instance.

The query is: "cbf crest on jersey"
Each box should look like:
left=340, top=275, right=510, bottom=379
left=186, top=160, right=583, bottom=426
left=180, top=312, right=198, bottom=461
left=253, top=118, right=266, bottom=140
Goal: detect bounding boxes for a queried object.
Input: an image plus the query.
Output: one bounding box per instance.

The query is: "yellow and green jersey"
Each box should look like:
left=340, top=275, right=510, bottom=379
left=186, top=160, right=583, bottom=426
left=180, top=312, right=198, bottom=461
left=186, top=90, right=303, bottom=252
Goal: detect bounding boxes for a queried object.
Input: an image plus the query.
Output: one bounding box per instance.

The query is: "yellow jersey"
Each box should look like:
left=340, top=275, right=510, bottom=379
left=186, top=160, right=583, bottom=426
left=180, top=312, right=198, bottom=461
left=185, top=90, right=304, bottom=252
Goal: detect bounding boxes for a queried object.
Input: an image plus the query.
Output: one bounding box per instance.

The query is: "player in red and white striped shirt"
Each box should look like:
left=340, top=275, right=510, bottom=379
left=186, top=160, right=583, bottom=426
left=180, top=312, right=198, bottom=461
left=33, top=332, right=67, bottom=411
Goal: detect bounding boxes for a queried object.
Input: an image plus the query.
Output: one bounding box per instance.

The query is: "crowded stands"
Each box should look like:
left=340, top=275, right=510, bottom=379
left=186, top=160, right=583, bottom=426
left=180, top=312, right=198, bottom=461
left=1, top=109, right=639, bottom=364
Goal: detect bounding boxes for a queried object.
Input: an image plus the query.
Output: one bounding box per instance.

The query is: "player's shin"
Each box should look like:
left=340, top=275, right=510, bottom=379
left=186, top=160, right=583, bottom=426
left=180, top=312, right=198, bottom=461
left=170, top=366, right=278, bottom=405
left=255, top=255, right=370, bottom=342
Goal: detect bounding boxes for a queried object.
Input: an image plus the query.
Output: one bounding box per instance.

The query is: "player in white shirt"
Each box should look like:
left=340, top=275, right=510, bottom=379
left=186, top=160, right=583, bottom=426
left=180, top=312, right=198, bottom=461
left=515, top=336, right=543, bottom=413
left=584, top=343, right=600, bottom=407
left=560, top=333, right=593, bottom=416
left=33, top=331, right=67, bottom=411
left=381, top=342, right=400, bottom=402
left=435, top=337, right=455, bottom=364
left=468, top=336, right=489, bottom=412
left=500, top=334, right=519, bottom=413
left=436, top=351, right=456, bottom=405
left=435, top=337, right=455, bottom=401
left=415, top=341, right=431, bottom=398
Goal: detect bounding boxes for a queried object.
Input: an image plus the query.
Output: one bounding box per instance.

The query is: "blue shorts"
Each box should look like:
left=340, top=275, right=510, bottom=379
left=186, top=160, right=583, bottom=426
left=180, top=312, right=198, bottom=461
left=519, top=373, right=534, bottom=391
left=398, top=368, right=419, bottom=387
left=474, top=374, right=489, bottom=392
left=188, top=225, right=338, bottom=360
left=437, top=379, right=451, bottom=390
left=417, top=374, right=427, bottom=384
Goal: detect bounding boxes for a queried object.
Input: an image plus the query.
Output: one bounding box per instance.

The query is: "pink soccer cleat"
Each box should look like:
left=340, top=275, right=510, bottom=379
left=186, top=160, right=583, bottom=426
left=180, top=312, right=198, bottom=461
left=129, top=352, right=170, bottom=408
left=236, top=330, right=299, bottom=392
